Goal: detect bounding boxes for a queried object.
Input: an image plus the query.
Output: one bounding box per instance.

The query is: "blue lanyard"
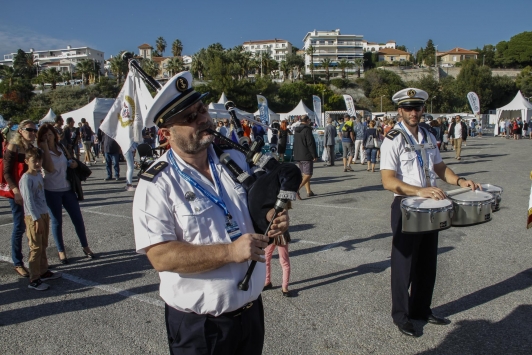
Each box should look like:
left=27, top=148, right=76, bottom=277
left=167, top=149, right=230, bottom=217
left=398, top=122, right=425, bottom=168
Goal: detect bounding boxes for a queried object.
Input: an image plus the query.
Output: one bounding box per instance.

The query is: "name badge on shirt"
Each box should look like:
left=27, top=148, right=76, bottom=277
left=226, top=215, right=242, bottom=241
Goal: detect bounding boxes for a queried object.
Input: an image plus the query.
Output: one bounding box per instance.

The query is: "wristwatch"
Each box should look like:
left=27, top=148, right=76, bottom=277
left=456, top=177, right=466, bottom=186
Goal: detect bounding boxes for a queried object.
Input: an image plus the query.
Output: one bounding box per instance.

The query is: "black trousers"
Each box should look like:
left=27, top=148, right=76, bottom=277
left=390, top=196, right=439, bottom=324
left=165, top=296, right=264, bottom=355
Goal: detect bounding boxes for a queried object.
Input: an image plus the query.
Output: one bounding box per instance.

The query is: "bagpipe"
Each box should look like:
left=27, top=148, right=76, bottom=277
left=121, top=52, right=302, bottom=291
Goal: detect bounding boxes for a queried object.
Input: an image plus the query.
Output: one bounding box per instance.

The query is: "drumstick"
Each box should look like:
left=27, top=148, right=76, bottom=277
left=445, top=187, right=473, bottom=197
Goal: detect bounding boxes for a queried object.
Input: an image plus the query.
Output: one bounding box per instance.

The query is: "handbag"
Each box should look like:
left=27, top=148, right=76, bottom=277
left=365, top=135, right=375, bottom=149
left=374, top=133, right=382, bottom=149
left=0, top=146, right=25, bottom=199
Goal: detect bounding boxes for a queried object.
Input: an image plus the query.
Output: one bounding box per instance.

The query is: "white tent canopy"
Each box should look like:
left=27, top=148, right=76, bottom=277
left=286, top=100, right=316, bottom=121
left=208, top=102, right=254, bottom=120
left=254, top=108, right=280, bottom=123
left=39, top=108, right=56, bottom=124
left=61, top=98, right=115, bottom=130
left=217, top=92, right=228, bottom=104
left=496, top=91, right=532, bottom=122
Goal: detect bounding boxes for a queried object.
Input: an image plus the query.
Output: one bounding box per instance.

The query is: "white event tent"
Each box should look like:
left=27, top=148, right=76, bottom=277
left=254, top=108, right=280, bottom=123
left=285, top=100, right=317, bottom=121
left=495, top=91, right=532, bottom=135
left=39, top=108, right=57, bottom=124
left=61, top=98, right=115, bottom=130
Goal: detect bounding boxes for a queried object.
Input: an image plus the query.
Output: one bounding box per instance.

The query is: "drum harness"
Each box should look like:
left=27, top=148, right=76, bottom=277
left=390, top=123, right=435, bottom=188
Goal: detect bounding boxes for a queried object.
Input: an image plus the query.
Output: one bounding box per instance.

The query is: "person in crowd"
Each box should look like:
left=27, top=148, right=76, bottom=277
left=353, top=117, right=366, bottom=165
left=98, top=130, right=121, bottom=181
left=80, top=118, right=96, bottom=166
left=142, top=126, right=157, bottom=148
left=430, top=119, right=443, bottom=150
left=448, top=115, right=468, bottom=160
left=223, top=119, right=231, bottom=138
left=341, top=116, right=355, bottom=172
left=124, top=143, right=137, bottom=192
left=62, top=117, right=76, bottom=156
left=132, top=72, right=289, bottom=354
left=263, top=230, right=292, bottom=297
left=241, top=118, right=251, bottom=139
left=477, top=121, right=483, bottom=137
left=4, top=120, right=36, bottom=277
left=515, top=117, right=523, bottom=140
left=1, top=121, right=16, bottom=150
left=293, top=115, right=317, bottom=199
left=252, top=121, right=266, bottom=142
left=324, top=117, right=337, bottom=166
left=528, top=119, right=532, bottom=139
left=216, top=120, right=228, bottom=138
left=381, top=88, right=481, bottom=338
left=277, top=120, right=291, bottom=163
left=506, top=119, right=512, bottom=139
left=289, top=116, right=301, bottom=133
left=53, top=116, right=64, bottom=142
left=470, top=119, right=477, bottom=137
left=73, top=123, right=82, bottom=159
left=37, top=123, right=95, bottom=264
left=92, top=130, right=101, bottom=158
left=19, top=147, right=62, bottom=290
left=363, top=120, right=379, bottom=172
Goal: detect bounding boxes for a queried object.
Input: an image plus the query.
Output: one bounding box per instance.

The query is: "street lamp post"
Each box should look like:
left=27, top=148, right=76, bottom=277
left=380, top=95, right=385, bottom=112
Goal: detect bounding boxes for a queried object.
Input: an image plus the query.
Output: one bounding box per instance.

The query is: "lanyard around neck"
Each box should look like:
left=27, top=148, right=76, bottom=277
left=398, top=122, right=425, bottom=168
left=167, top=149, right=230, bottom=217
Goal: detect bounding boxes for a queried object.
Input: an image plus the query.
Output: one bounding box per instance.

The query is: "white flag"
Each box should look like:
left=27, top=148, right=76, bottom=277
left=467, top=92, right=480, bottom=114
left=343, top=94, right=356, bottom=117
left=100, top=71, right=154, bottom=153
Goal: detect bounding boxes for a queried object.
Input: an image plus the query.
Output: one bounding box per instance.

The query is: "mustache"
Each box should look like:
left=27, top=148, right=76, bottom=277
left=195, top=121, right=216, bottom=135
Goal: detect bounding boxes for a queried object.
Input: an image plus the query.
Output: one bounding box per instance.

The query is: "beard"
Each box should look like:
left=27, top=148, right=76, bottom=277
left=170, top=121, right=215, bottom=154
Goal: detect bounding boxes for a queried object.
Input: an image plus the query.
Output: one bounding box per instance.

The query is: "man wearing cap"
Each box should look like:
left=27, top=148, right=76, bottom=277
left=380, top=88, right=481, bottom=337
left=132, top=71, right=289, bottom=355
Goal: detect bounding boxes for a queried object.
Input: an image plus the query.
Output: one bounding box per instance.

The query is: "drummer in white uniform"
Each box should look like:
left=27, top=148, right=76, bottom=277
left=380, top=88, right=481, bottom=337
left=133, top=71, right=289, bottom=355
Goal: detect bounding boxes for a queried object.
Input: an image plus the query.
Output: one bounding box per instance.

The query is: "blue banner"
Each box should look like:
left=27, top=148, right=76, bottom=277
left=312, top=95, right=322, bottom=127
left=257, top=95, right=270, bottom=125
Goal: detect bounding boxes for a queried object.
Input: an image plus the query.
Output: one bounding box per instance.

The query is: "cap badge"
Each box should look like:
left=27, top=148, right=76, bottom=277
left=176, top=77, right=188, bottom=93
left=407, top=89, right=416, bottom=98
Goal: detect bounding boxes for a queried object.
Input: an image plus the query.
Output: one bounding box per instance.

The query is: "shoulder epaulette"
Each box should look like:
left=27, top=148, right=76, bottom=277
left=385, top=129, right=402, bottom=140
left=139, top=161, right=168, bottom=182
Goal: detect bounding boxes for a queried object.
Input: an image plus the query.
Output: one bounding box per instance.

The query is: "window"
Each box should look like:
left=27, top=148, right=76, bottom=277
left=453, top=56, right=457, bottom=62
left=282, top=44, right=285, bottom=47
left=251, top=46, right=254, bottom=49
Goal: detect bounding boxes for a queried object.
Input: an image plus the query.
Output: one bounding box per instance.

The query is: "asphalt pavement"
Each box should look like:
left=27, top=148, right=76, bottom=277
left=1, top=136, right=532, bottom=355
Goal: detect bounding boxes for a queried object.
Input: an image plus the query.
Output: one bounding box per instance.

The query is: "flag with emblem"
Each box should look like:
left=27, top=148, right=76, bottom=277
left=343, top=95, right=356, bottom=117
left=100, top=71, right=154, bottom=153
left=257, top=95, right=270, bottom=125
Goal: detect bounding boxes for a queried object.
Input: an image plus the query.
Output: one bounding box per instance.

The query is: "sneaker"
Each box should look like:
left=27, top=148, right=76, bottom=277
left=86, top=163, right=91, bottom=166
left=104, top=177, right=112, bottom=181
left=125, top=185, right=136, bottom=192
left=115, top=176, right=120, bottom=181
left=28, top=279, right=49, bottom=291
left=40, top=270, right=62, bottom=281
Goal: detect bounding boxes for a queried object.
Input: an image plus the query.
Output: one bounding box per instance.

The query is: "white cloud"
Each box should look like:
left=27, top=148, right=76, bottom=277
left=0, top=26, right=91, bottom=56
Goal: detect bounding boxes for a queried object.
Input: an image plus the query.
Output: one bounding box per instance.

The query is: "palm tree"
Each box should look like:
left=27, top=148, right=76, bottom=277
left=305, top=45, right=316, bottom=80
left=141, top=59, right=159, bottom=78
left=280, top=60, right=291, bottom=81
left=24, top=53, right=38, bottom=78
left=76, top=59, right=94, bottom=85
left=166, top=57, right=184, bottom=76
left=109, top=55, right=128, bottom=85
left=0, top=66, right=18, bottom=87
left=156, top=37, right=167, bottom=56
left=353, top=58, right=364, bottom=78
left=191, top=50, right=206, bottom=79
left=61, top=71, right=71, bottom=85
left=320, top=58, right=332, bottom=82
left=171, top=39, right=183, bottom=57
left=338, top=59, right=354, bottom=79
left=41, top=68, right=62, bottom=89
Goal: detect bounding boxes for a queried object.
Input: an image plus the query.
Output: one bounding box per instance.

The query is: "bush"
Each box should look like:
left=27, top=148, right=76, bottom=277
left=330, top=78, right=349, bottom=89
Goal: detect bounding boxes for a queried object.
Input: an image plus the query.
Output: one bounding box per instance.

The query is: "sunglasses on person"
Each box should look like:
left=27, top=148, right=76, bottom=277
left=401, top=106, right=423, bottom=112
left=22, top=128, right=38, bottom=133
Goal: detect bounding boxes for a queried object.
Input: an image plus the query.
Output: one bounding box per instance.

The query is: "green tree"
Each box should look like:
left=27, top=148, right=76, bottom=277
left=454, top=60, right=493, bottom=112
left=166, top=57, right=184, bottom=77
left=396, top=45, right=407, bottom=52
left=494, top=31, right=532, bottom=68
left=171, top=39, right=183, bottom=57
left=337, top=59, right=352, bottom=79
left=41, top=68, right=62, bottom=89
left=0, top=66, right=18, bottom=88
left=320, top=58, right=332, bottom=82
left=109, top=53, right=128, bottom=85
left=76, top=59, right=94, bottom=85
left=280, top=60, right=291, bottom=81
left=353, top=58, right=364, bottom=78
left=141, top=59, right=159, bottom=78
left=424, top=39, right=436, bottom=67
left=156, top=37, right=167, bottom=56
left=516, top=66, right=532, bottom=97
left=13, top=49, right=33, bottom=79
left=305, top=45, right=316, bottom=80
left=363, top=52, right=375, bottom=69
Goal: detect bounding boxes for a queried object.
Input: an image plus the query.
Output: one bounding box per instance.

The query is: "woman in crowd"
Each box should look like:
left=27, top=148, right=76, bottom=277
left=430, top=119, right=443, bottom=150
left=124, top=143, right=137, bottom=192
left=263, top=231, right=292, bottom=297
left=363, top=120, right=379, bottom=172
left=4, top=120, right=36, bottom=277
left=37, top=123, right=95, bottom=264
left=278, top=120, right=291, bottom=163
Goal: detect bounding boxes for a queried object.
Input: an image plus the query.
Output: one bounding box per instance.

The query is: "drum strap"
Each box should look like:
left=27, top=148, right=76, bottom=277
left=392, top=127, right=435, bottom=187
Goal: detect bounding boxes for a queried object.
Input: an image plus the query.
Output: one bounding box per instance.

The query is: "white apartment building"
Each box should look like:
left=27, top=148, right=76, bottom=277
left=1, top=45, right=105, bottom=73
left=242, top=39, right=292, bottom=62
left=302, top=29, right=364, bottom=77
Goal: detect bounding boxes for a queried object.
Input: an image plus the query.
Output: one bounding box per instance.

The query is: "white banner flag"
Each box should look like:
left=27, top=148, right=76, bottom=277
left=257, top=95, right=270, bottom=125
left=313, top=95, right=322, bottom=127
left=100, top=71, right=154, bottom=153
left=467, top=92, right=480, bottom=114
left=343, top=94, right=356, bottom=117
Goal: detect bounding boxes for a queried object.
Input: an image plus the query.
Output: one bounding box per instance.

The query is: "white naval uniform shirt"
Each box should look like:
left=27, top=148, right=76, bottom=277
left=133, top=146, right=265, bottom=316
left=380, top=127, right=443, bottom=196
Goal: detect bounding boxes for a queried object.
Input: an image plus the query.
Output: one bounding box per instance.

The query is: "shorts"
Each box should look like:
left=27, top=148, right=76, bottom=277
left=342, top=142, right=354, bottom=158
left=298, top=161, right=314, bottom=175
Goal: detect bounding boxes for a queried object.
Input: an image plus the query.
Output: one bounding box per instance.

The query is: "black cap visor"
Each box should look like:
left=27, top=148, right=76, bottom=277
left=154, top=89, right=209, bottom=127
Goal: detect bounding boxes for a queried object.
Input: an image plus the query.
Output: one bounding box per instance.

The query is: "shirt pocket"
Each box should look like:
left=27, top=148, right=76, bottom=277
left=400, top=152, right=417, bottom=175
left=173, top=198, right=215, bottom=244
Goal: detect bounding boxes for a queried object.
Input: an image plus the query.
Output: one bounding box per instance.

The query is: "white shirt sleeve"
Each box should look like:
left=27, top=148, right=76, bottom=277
left=380, top=136, right=400, bottom=171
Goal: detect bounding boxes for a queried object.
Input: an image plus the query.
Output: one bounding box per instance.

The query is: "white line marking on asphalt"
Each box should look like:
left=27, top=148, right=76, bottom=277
left=296, top=240, right=326, bottom=245
left=0, top=255, right=164, bottom=308
left=80, top=209, right=132, bottom=219
left=318, top=236, right=351, bottom=253
left=300, top=203, right=379, bottom=211
left=0, top=222, right=14, bottom=227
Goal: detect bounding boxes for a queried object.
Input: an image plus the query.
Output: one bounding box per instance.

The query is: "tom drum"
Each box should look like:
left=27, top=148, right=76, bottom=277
left=450, top=190, right=494, bottom=226
left=480, top=184, right=503, bottom=211
left=401, top=197, right=453, bottom=234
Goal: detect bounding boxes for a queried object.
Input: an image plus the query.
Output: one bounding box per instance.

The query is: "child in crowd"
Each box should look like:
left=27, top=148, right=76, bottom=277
left=19, top=147, right=62, bottom=291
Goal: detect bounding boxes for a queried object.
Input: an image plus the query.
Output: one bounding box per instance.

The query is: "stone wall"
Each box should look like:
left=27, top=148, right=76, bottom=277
left=365, top=66, right=521, bottom=81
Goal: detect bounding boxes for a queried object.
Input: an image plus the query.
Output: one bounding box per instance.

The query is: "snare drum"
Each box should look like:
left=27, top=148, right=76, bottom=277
left=450, top=190, right=494, bottom=226
left=480, top=184, right=503, bottom=211
left=401, top=197, right=453, bottom=234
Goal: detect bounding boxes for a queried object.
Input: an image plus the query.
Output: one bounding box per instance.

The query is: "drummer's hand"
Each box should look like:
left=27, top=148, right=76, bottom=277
left=458, top=179, right=481, bottom=191
left=266, top=209, right=289, bottom=238
left=416, top=187, right=447, bottom=200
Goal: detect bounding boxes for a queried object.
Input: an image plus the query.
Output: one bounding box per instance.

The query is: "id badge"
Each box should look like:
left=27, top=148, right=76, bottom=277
left=225, top=216, right=242, bottom=241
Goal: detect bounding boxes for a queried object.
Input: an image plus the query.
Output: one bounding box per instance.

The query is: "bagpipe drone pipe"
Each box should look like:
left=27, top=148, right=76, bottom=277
left=121, top=52, right=302, bottom=290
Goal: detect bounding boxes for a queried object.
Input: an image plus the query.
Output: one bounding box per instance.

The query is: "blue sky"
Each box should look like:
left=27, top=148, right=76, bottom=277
left=1, top=0, right=530, bottom=58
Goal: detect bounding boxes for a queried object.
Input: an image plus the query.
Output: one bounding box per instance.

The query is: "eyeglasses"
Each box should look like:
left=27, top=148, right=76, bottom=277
left=22, top=128, right=38, bottom=133
left=401, top=106, right=423, bottom=112
left=167, top=102, right=208, bottom=126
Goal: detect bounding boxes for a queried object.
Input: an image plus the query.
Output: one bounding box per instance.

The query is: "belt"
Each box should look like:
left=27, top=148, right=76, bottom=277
left=212, top=302, right=254, bottom=318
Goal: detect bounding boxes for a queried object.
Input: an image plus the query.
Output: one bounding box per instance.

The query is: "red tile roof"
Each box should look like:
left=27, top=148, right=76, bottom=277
left=378, top=48, right=409, bottom=55
left=138, top=43, right=153, bottom=49
left=440, top=47, right=478, bottom=55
